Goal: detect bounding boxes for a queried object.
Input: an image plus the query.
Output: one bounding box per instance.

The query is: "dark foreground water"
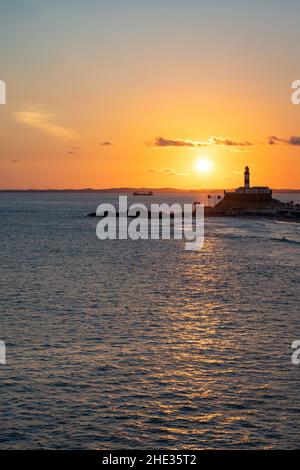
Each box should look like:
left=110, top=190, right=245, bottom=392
left=0, top=192, right=300, bottom=449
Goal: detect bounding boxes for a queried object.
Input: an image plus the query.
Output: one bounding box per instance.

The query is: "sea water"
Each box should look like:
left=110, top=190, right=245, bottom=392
left=0, top=192, right=299, bottom=449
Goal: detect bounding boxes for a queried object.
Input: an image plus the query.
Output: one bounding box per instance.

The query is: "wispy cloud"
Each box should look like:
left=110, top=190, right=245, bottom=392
left=152, top=136, right=252, bottom=148
left=152, top=137, right=202, bottom=147
left=100, top=141, right=112, bottom=146
left=268, top=135, right=300, bottom=146
left=149, top=168, right=189, bottom=176
left=14, top=110, right=79, bottom=140
left=230, top=147, right=251, bottom=153
left=209, top=136, right=253, bottom=146
left=68, top=146, right=80, bottom=154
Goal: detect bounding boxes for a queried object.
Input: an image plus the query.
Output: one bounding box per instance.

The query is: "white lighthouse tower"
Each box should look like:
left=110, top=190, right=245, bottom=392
left=235, top=165, right=271, bottom=195
left=244, top=166, right=250, bottom=191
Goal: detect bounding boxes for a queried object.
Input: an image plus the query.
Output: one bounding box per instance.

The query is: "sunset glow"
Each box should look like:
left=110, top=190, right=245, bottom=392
left=195, top=158, right=214, bottom=174
left=1, top=0, right=300, bottom=455
left=0, top=2, right=299, bottom=189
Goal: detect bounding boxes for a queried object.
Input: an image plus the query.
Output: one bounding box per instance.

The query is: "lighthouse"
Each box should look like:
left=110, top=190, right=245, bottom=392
left=244, top=166, right=250, bottom=191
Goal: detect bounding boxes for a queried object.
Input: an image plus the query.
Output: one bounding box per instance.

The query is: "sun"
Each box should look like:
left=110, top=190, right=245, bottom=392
left=195, top=157, right=214, bottom=174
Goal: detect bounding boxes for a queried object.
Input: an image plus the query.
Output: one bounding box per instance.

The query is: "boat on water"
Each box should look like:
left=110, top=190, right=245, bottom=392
left=132, top=191, right=153, bottom=196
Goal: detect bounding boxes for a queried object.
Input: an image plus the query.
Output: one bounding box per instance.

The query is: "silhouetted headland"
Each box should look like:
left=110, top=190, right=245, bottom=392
left=87, top=166, right=300, bottom=221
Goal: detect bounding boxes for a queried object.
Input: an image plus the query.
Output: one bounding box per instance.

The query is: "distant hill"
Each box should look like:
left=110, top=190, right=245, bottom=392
left=0, top=188, right=299, bottom=193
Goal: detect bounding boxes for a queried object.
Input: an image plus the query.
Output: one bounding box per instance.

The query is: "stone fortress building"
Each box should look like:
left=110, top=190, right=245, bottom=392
left=215, top=166, right=281, bottom=210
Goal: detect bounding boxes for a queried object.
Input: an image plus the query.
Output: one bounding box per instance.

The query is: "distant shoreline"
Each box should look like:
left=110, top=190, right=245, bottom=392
left=0, top=188, right=299, bottom=193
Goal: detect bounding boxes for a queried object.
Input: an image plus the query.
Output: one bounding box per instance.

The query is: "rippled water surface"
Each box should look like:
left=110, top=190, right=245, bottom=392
left=1, top=192, right=300, bottom=449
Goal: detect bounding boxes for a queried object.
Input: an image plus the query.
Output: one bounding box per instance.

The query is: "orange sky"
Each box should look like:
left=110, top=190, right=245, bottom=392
left=0, top=1, right=300, bottom=189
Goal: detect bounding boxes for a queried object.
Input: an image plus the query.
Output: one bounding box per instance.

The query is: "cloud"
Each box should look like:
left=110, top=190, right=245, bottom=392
left=210, top=136, right=252, bottom=146
left=149, top=168, right=189, bottom=176
left=14, top=110, right=79, bottom=140
left=220, top=176, right=233, bottom=181
left=268, top=135, right=300, bottom=146
left=230, top=147, right=251, bottom=153
left=68, top=146, right=79, bottom=154
left=153, top=137, right=202, bottom=147
left=100, top=141, right=112, bottom=146
left=152, top=136, right=252, bottom=148
left=11, top=159, right=21, bottom=163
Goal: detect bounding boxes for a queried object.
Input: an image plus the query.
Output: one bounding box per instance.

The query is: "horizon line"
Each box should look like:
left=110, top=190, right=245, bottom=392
left=0, top=187, right=300, bottom=193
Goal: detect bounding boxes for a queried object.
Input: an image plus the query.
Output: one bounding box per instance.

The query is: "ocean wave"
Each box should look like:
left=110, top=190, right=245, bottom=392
left=270, top=237, right=300, bottom=246
left=212, top=231, right=300, bottom=245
